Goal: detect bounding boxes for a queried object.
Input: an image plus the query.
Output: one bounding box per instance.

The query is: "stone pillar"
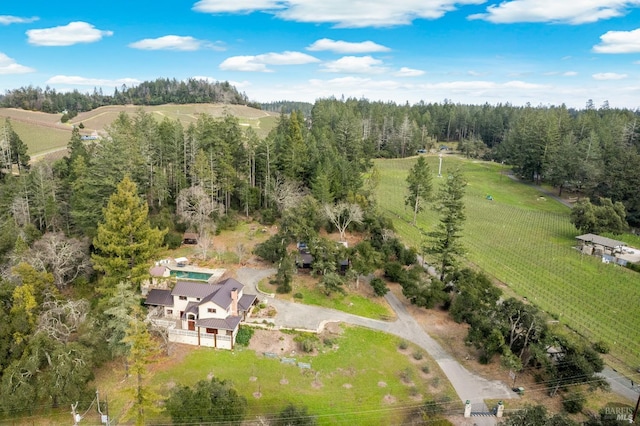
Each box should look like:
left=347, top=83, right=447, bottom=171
left=496, top=401, right=504, bottom=418
left=464, top=400, right=472, bottom=418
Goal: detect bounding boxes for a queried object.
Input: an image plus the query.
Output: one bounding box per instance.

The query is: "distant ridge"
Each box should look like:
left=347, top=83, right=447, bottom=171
left=0, top=77, right=259, bottom=118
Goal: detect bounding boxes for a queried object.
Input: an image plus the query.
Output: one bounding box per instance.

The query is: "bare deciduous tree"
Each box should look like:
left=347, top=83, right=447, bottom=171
left=197, top=224, right=216, bottom=260
left=176, top=185, right=220, bottom=232
left=323, top=202, right=363, bottom=242
left=36, top=297, right=90, bottom=343
left=32, top=232, right=92, bottom=288
left=270, top=175, right=306, bottom=213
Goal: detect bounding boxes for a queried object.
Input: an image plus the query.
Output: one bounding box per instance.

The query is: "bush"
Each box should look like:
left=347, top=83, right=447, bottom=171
left=421, top=364, right=430, bottom=374
left=562, top=391, right=586, bottom=414
left=235, top=326, right=254, bottom=346
left=398, top=340, right=408, bottom=350
left=370, top=277, right=389, bottom=296
left=413, top=350, right=424, bottom=360
left=293, top=292, right=304, bottom=300
left=294, top=333, right=319, bottom=353
left=164, top=231, right=183, bottom=249
left=593, top=340, right=610, bottom=354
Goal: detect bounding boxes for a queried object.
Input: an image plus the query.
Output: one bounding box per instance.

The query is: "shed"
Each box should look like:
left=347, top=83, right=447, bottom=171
left=575, top=234, right=626, bottom=253
left=183, top=232, right=198, bottom=245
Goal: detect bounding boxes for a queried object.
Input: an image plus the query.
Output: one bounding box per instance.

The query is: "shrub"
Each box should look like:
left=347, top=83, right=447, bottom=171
left=398, top=340, right=408, bottom=350
left=293, top=292, right=304, bottom=300
left=235, top=326, right=254, bottom=346
left=413, top=350, right=424, bottom=360
left=593, top=340, right=610, bottom=354
left=294, top=333, right=319, bottom=353
left=421, top=364, right=430, bottom=374
left=562, top=391, right=586, bottom=414
left=370, top=277, right=389, bottom=296
left=164, top=231, right=183, bottom=249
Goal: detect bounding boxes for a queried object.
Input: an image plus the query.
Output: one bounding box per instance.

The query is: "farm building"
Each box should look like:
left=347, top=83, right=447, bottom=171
left=575, top=233, right=640, bottom=265
left=145, top=277, right=257, bottom=350
left=182, top=232, right=198, bottom=245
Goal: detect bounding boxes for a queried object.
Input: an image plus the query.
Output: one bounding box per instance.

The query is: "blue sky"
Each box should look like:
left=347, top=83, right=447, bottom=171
left=2, top=1, right=640, bottom=109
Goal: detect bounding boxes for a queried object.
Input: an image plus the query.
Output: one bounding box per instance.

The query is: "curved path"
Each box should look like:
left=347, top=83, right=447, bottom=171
left=236, top=267, right=516, bottom=419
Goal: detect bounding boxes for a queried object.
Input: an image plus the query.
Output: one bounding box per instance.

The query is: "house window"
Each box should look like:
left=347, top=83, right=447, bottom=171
left=179, top=296, right=187, bottom=301
left=207, top=308, right=217, bottom=313
left=167, top=309, right=173, bottom=315
left=196, top=298, right=201, bottom=301
left=226, top=330, right=233, bottom=336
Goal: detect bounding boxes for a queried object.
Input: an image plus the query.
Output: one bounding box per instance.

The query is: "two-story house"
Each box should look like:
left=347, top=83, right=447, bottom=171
left=144, top=277, right=257, bottom=350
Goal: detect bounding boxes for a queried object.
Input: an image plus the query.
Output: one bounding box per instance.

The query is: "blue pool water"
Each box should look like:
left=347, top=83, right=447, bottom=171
left=169, top=270, right=213, bottom=281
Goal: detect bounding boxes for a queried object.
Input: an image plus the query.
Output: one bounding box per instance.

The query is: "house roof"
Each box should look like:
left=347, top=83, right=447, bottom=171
left=196, top=316, right=242, bottom=331
left=183, top=232, right=198, bottom=240
left=576, top=233, right=626, bottom=249
left=238, top=294, right=257, bottom=311
left=172, top=281, right=222, bottom=299
left=182, top=302, right=199, bottom=319
left=149, top=265, right=168, bottom=277
left=202, top=278, right=245, bottom=310
left=144, top=289, right=173, bottom=307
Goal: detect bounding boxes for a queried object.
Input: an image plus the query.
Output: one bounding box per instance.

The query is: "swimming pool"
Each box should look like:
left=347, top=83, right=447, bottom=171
left=169, top=270, right=213, bottom=281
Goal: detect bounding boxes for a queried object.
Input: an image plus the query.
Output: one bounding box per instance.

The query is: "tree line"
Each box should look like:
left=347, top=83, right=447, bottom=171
left=0, top=78, right=250, bottom=116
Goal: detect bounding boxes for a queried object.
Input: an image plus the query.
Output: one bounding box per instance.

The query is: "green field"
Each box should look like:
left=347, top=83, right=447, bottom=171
left=102, top=327, right=456, bottom=425
left=375, top=155, right=640, bottom=374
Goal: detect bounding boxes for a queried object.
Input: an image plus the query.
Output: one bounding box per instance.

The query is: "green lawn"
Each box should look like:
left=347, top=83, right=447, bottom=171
left=375, top=155, right=640, bottom=374
left=105, top=327, right=456, bottom=425
left=259, top=278, right=394, bottom=320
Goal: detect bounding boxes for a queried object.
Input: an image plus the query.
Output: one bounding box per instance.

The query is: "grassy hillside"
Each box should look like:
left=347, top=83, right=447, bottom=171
left=375, top=155, right=640, bottom=375
left=97, top=327, right=456, bottom=425
left=0, top=104, right=279, bottom=157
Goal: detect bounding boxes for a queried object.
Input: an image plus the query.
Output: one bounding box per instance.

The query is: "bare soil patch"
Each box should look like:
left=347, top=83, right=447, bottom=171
left=248, top=329, right=297, bottom=355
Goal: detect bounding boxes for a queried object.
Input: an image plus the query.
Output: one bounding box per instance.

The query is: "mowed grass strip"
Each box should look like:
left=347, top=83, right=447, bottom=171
left=374, top=156, right=640, bottom=373
left=103, top=327, right=455, bottom=425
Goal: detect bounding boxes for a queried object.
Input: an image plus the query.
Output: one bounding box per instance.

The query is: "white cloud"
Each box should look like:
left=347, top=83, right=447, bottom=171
left=469, top=0, right=640, bottom=24
left=0, top=15, right=39, bottom=25
left=394, top=67, right=425, bottom=77
left=592, top=72, right=628, bottom=80
left=27, top=21, right=113, bottom=46
left=220, top=51, right=319, bottom=72
left=0, top=53, right=35, bottom=74
left=635, top=60, right=640, bottom=64
left=129, top=35, right=224, bottom=51
left=593, top=28, right=640, bottom=53
left=193, top=0, right=486, bottom=27
left=307, top=38, right=390, bottom=53
left=193, top=0, right=284, bottom=13
left=46, top=75, right=141, bottom=86
left=321, top=56, right=387, bottom=74
left=543, top=70, right=578, bottom=76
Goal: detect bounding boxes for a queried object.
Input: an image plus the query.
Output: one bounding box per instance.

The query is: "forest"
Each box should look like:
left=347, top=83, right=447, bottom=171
left=0, top=78, right=252, bottom=117
left=0, top=94, right=638, bottom=421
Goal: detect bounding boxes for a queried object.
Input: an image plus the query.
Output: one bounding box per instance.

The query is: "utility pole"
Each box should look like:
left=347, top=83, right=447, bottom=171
left=633, top=391, right=639, bottom=423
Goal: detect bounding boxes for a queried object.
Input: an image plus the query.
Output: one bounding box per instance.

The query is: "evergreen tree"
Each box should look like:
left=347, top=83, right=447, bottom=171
left=92, top=175, right=166, bottom=292
left=425, top=168, right=467, bottom=282
left=405, top=156, right=433, bottom=225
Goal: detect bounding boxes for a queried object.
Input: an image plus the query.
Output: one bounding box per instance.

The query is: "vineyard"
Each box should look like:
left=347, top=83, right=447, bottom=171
left=375, top=155, right=640, bottom=374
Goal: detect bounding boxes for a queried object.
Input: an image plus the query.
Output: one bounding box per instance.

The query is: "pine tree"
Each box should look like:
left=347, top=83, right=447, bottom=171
left=405, top=156, right=433, bottom=225
left=92, top=175, right=166, bottom=292
left=425, top=168, right=467, bottom=282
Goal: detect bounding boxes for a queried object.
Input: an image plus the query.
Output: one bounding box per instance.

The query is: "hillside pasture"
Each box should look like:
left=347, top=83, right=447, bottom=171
left=375, top=155, right=640, bottom=374
left=1, top=103, right=280, bottom=157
